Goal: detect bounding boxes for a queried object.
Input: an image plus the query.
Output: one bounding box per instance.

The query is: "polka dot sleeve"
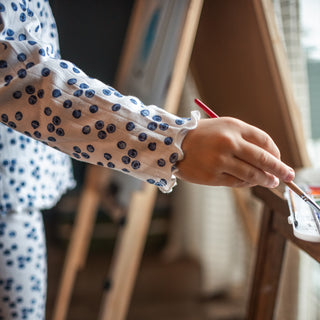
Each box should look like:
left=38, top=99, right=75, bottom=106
left=0, top=1, right=200, bottom=193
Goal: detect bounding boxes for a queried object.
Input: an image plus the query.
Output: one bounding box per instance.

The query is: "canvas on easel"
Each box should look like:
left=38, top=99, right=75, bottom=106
left=120, top=0, right=190, bottom=106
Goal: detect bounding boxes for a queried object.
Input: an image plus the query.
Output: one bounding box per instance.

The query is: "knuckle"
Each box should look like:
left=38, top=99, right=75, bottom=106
left=269, top=161, right=279, bottom=173
left=219, top=134, right=237, bottom=151
left=262, top=132, right=281, bottom=159
left=213, top=154, right=225, bottom=168
left=246, top=169, right=258, bottom=182
left=258, top=151, right=269, bottom=166
left=261, top=134, right=271, bottom=149
left=224, top=117, right=243, bottom=131
left=234, top=180, right=249, bottom=188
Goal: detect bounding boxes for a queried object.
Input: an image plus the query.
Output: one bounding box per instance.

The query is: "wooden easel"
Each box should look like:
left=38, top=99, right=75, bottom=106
left=190, top=0, right=311, bottom=318
left=52, top=1, right=204, bottom=319
left=190, top=0, right=309, bottom=168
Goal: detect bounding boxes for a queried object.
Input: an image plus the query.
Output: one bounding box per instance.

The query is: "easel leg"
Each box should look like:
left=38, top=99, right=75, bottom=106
left=52, top=165, right=110, bottom=320
left=232, top=188, right=259, bottom=247
left=98, top=183, right=158, bottom=320
left=247, top=205, right=286, bottom=320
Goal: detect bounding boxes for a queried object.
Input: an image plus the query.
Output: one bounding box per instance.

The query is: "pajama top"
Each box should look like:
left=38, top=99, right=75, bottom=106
left=0, top=0, right=199, bottom=215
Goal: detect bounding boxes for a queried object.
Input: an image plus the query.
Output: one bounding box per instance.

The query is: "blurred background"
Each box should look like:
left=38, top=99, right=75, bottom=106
left=44, top=0, right=320, bottom=319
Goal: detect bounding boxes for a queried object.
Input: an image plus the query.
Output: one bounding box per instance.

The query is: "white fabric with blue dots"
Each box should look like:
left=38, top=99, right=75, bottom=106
left=0, top=0, right=200, bottom=216
left=0, top=209, right=47, bottom=319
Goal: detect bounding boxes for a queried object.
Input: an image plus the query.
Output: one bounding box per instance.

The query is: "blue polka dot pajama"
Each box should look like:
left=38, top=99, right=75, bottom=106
left=0, top=0, right=199, bottom=318
left=0, top=209, right=47, bottom=319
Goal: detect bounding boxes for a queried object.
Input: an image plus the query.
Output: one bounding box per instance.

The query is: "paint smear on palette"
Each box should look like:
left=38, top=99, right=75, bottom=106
left=307, top=185, right=320, bottom=228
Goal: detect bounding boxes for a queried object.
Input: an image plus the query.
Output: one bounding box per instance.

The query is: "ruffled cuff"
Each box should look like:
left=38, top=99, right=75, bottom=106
left=158, top=110, right=201, bottom=193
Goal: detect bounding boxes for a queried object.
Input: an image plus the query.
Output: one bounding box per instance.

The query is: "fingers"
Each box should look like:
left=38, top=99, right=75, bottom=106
left=222, top=156, right=279, bottom=188
left=218, top=173, right=255, bottom=188
left=235, top=140, right=295, bottom=183
left=240, top=122, right=281, bottom=159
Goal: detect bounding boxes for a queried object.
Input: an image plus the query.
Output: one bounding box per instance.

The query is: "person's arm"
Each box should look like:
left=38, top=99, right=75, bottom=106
left=0, top=4, right=198, bottom=193
left=0, top=3, right=294, bottom=192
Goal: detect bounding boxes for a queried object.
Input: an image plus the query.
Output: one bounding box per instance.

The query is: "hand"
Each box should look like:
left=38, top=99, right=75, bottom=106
left=176, top=117, right=295, bottom=188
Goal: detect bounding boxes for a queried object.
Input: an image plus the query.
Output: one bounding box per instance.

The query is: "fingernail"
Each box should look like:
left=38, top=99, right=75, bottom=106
left=270, top=177, right=279, bottom=188
left=284, top=168, right=295, bottom=182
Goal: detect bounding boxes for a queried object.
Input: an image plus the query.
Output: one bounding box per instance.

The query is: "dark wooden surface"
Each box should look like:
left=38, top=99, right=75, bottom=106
left=247, top=185, right=320, bottom=320
left=253, top=186, right=320, bottom=263
left=247, top=203, right=286, bottom=320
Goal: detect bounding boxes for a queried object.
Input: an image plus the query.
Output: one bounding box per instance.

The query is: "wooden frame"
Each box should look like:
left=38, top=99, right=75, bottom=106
left=247, top=185, right=320, bottom=319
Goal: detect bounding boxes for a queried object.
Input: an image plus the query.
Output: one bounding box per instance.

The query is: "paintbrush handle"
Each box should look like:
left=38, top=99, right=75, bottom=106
left=194, top=98, right=219, bottom=118
left=285, top=181, right=306, bottom=198
left=286, top=181, right=320, bottom=213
